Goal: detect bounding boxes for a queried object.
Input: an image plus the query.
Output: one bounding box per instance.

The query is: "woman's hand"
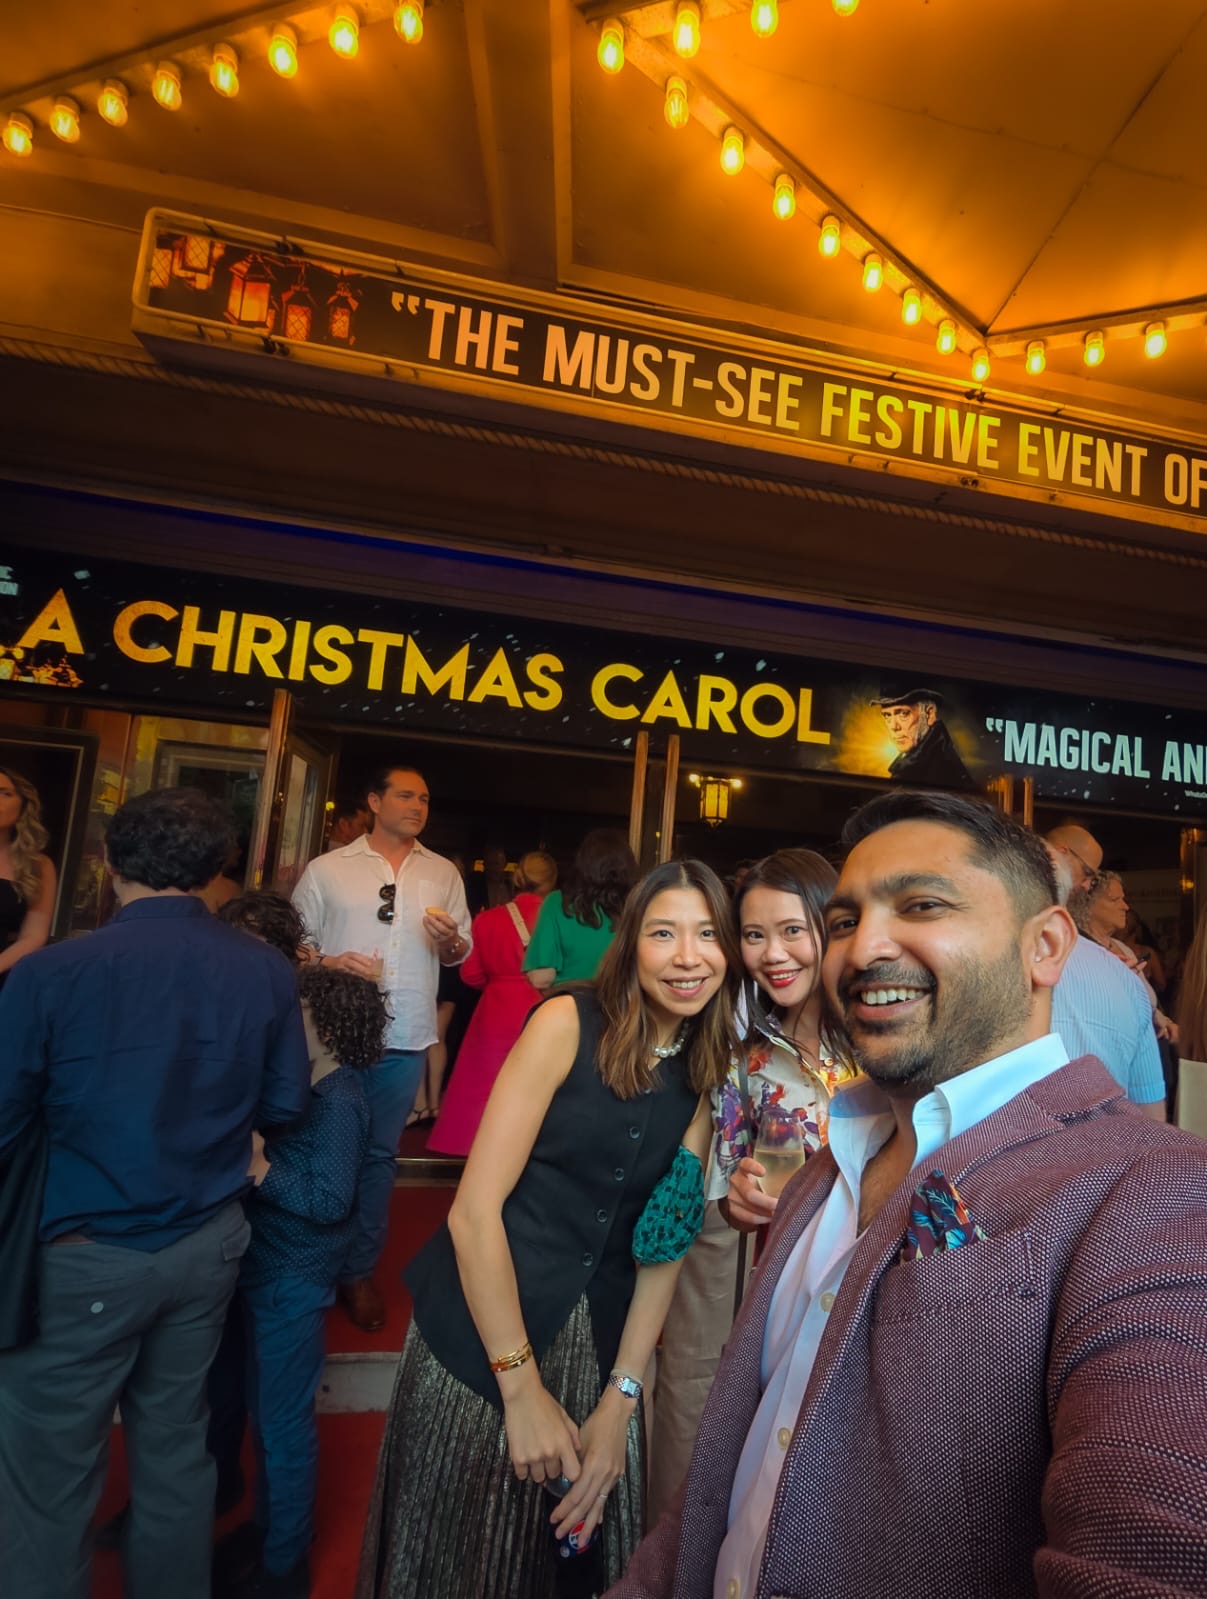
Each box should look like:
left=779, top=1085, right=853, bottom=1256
left=549, top=1387, right=631, bottom=1545
left=724, top=1156, right=779, bottom=1230
left=502, top=1381, right=581, bottom=1486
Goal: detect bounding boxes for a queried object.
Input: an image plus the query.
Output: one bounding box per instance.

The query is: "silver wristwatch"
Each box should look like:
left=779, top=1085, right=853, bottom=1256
left=607, top=1370, right=643, bottom=1400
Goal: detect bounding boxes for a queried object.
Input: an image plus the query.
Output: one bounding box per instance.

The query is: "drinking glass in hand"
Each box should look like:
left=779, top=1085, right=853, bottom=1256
left=753, top=1107, right=806, bottom=1199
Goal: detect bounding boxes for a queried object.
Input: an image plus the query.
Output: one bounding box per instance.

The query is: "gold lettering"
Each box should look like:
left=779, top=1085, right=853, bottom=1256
left=467, top=647, right=523, bottom=708
left=287, top=620, right=311, bottom=681
left=543, top=326, right=594, bottom=389
left=402, top=639, right=470, bottom=699
left=695, top=675, right=738, bottom=734
left=820, top=382, right=847, bottom=438
left=309, top=624, right=355, bottom=685
left=17, top=588, right=85, bottom=654
left=740, top=682, right=795, bottom=739
left=356, top=629, right=407, bottom=692
left=234, top=613, right=287, bottom=678
left=523, top=653, right=564, bottom=711
left=847, top=388, right=874, bottom=446
left=113, top=599, right=176, bottom=664
left=591, top=663, right=643, bottom=720
left=1017, top=422, right=1041, bottom=477
left=796, top=688, right=832, bottom=746
left=640, top=670, right=693, bottom=728
left=177, top=607, right=235, bottom=671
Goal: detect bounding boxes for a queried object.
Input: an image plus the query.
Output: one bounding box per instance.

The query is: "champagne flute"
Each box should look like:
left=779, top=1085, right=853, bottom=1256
left=753, top=1107, right=806, bottom=1199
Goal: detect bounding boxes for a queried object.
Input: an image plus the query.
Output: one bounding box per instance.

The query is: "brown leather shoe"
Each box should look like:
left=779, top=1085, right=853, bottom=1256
left=338, top=1277, right=386, bottom=1332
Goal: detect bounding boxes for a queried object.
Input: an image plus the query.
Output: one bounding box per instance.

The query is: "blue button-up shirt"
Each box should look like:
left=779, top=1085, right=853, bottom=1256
left=0, top=895, right=310, bottom=1249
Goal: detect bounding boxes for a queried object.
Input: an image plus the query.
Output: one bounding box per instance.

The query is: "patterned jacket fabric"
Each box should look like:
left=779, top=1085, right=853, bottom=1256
left=608, top=1056, right=1207, bottom=1599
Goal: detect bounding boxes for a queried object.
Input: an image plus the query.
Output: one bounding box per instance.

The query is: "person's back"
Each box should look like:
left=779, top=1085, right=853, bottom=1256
left=1051, top=933, right=1166, bottom=1113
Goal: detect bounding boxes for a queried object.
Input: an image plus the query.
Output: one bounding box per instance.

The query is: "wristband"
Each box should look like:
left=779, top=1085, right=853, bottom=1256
left=490, top=1339, right=533, bottom=1373
left=607, top=1370, right=643, bottom=1400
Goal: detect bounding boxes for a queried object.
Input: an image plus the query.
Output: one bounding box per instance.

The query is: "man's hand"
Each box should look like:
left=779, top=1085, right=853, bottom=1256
left=722, top=1155, right=780, bottom=1231
left=248, top=1130, right=271, bottom=1187
left=323, top=951, right=381, bottom=978
left=423, top=910, right=464, bottom=959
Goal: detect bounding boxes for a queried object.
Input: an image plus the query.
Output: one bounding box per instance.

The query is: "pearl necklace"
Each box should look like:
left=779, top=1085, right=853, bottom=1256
left=651, top=1025, right=687, bottom=1059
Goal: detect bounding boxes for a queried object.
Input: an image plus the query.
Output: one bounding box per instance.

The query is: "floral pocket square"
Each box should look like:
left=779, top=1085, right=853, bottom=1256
left=900, top=1170, right=987, bottom=1263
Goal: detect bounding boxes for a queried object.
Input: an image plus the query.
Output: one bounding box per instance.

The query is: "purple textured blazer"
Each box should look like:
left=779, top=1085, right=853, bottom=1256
left=610, top=1057, right=1207, bottom=1599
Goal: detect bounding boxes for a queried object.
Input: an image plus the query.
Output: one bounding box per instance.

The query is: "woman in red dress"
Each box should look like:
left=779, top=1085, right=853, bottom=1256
left=428, top=852, right=558, bottom=1157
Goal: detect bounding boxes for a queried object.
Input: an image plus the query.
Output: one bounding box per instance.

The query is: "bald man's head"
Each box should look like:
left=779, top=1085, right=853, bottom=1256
left=1045, top=824, right=1103, bottom=892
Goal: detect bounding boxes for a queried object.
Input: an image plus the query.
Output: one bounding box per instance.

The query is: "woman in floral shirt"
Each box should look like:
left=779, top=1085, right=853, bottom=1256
left=709, top=849, right=858, bottom=1231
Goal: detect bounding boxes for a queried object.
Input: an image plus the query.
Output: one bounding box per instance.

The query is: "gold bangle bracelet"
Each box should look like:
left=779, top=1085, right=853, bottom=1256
left=490, top=1340, right=533, bottom=1373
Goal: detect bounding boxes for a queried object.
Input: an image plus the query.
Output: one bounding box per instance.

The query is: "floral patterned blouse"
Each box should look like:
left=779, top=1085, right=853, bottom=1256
left=707, top=1020, right=860, bottom=1201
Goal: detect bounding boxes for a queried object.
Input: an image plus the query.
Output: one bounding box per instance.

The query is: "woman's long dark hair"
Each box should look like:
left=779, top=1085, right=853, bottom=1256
left=594, top=859, right=740, bottom=1099
left=563, top=828, right=638, bottom=929
left=734, top=848, right=847, bottom=1062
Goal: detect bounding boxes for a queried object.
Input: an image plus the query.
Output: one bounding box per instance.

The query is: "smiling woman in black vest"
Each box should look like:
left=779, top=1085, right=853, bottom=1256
left=357, top=859, right=741, bottom=1599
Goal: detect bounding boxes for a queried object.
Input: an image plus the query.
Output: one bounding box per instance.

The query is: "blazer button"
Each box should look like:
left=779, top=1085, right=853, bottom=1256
left=777, top=1426, right=791, bottom=1449
left=582, top=1251, right=594, bottom=1267
left=819, top=1290, right=836, bottom=1312
left=613, top=1167, right=625, bottom=1182
left=595, top=1208, right=608, bottom=1224
left=628, top=1126, right=641, bottom=1140
left=726, top=1580, right=740, bottom=1599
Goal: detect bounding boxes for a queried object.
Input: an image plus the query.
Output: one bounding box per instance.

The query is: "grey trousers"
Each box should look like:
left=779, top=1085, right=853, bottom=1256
left=0, top=1202, right=251, bottom=1599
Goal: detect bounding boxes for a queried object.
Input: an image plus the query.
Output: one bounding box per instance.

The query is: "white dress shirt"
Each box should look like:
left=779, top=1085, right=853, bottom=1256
left=292, top=835, right=471, bottom=1053
left=714, top=1031, right=1070, bottom=1599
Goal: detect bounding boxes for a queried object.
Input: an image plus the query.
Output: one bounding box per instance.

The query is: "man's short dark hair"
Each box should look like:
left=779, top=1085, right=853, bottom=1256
left=106, top=787, right=237, bottom=892
left=366, top=762, right=427, bottom=801
left=839, top=789, right=1057, bottom=921
left=218, top=891, right=308, bottom=964
left=330, top=798, right=370, bottom=824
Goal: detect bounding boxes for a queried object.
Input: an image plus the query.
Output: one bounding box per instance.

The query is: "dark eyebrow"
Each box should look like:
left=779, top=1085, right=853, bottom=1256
left=825, top=872, right=961, bottom=915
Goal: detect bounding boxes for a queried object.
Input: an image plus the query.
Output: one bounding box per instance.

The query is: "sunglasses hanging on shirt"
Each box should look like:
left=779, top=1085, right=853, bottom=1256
left=377, top=884, right=396, bottom=924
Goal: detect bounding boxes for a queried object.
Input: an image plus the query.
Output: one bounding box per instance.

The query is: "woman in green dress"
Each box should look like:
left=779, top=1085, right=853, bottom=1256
left=524, top=829, right=638, bottom=991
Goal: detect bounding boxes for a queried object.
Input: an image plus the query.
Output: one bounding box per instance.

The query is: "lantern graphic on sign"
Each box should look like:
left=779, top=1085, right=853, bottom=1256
left=282, top=266, right=317, bottom=342
left=688, top=773, right=743, bottom=826
left=225, top=254, right=275, bottom=330
left=327, top=276, right=360, bottom=344
left=171, top=233, right=225, bottom=290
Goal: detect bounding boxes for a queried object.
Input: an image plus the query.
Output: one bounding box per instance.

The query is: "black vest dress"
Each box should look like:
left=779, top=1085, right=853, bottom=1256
left=406, top=989, right=699, bottom=1405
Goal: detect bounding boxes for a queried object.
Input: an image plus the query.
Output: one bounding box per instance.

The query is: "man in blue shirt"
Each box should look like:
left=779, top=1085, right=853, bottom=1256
left=0, top=787, right=310, bottom=1599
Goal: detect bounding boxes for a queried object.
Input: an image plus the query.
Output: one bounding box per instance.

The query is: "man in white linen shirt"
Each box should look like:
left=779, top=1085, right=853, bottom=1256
left=293, top=761, right=470, bottom=1331
left=609, top=789, right=1207, bottom=1599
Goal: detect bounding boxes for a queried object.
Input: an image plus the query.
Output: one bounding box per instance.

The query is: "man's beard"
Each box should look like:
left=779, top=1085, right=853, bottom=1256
left=838, top=948, right=1030, bottom=1097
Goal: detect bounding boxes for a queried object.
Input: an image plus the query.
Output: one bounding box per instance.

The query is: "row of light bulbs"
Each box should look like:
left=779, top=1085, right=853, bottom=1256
left=1, top=2, right=425, bottom=155
left=598, top=9, right=1182, bottom=383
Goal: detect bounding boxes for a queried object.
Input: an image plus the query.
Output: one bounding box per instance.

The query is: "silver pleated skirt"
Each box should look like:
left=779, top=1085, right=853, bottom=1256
left=357, top=1296, right=645, bottom=1599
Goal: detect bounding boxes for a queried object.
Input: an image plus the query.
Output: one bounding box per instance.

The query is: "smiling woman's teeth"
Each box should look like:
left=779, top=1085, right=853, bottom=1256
left=862, top=987, right=927, bottom=1005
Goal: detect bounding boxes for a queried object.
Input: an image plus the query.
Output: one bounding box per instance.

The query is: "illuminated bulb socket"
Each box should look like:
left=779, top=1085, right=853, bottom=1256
left=936, top=319, right=958, bottom=356
left=97, top=79, right=129, bottom=127
left=751, top=0, right=779, bottom=37
left=1025, top=339, right=1046, bottom=375
left=1144, top=321, right=1167, bottom=359
left=269, top=24, right=300, bottom=78
left=772, top=174, right=796, bottom=221
left=152, top=62, right=183, bottom=112
left=664, top=75, right=689, bottom=130
left=210, top=43, right=239, bottom=98
left=720, top=127, right=745, bottom=176
left=394, top=0, right=424, bottom=43
left=598, top=18, right=625, bottom=74
left=329, top=6, right=360, bottom=59
left=862, top=252, right=883, bottom=293
left=818, top=215, right=841, bottom=258
left=901, top=288, right=922, bottom=326
left=833, top=0, right=860, bottom=14
left=2, top=111, right=33, bottom=157
left=971, top=347, right=991, bottom=383
left=1083, top=330, right=1105, bottom=368
left=50, top=97, right=81, bottom=143
left=673, top=1, right=702, bottom=59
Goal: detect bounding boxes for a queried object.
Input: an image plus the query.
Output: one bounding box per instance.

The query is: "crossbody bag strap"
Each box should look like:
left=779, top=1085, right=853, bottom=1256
left=505, top=900, right=532, bottom=948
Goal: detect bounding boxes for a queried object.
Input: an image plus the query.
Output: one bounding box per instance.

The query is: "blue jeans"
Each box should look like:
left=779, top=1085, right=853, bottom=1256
left=242, top=1275, right=333, bottom=1576
left=341, top=1047, right=425, bottom=1281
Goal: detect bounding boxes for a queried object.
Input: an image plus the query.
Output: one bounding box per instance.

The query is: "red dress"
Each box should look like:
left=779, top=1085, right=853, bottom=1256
left=427, top=894, right=543, bottom=1157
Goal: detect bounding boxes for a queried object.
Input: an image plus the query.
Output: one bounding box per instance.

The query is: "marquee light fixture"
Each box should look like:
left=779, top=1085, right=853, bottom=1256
left=818, top=215, right=841, bottom=257
left=720, top=126, right=745, bottom=175
left=664, top=74, right=689, bottom=129
left=598, top=18, right=625, bottom=74
left=2, top=111, right=32, bottom=156
left=833, top=0, right=860, bottom=14
left=152, top=62, right=182, bottom=111
left=210, top=43, right=239, bottom=98
left=673, top=1, right=701, bottom=59
left=97, top=79, right=129, bottom=126
left=1083, top=330, right=1105, bottom=367
left=688, top=772, right=743, bottom=827
left=751, top=1, right=779, bottom=37
left=772, top=173, right=795, bottom=220
left=1144, top=321, right=1167, bottom=359
left=862, top=252, right=883, bottom=293
left=50, top=96, right=81, bottom=143
left=329, top=6, right=360, bottom=59
left=936, top=319, right=958, bottom=355
left=269, top=24, right=299, bottom=78
left=901, top=288, right=922, bottom=325
left=971, top=346, right=991, bottom=383
left=1025, top=339, right=1046, bottom=375
left=394, top=1, right=424, bottom=43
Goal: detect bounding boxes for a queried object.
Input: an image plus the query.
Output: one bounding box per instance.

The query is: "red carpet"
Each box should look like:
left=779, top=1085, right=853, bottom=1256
left=92, top=1179, right=455, bottom=1597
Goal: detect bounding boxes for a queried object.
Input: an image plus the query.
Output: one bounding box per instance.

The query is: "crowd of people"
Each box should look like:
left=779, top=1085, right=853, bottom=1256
left=0, top=761, right=1206, bottom=1599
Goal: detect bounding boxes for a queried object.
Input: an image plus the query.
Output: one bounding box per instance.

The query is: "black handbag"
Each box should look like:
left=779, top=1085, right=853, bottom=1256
left=0, top=1119, right=49, bottom=1351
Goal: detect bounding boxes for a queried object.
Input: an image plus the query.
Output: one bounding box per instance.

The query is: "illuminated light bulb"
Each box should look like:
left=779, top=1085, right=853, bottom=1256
left=394, top=0, right=424, bottom=43
left=269, top=24, right=299, bottom=78
left=772, top=173, right=796, bottom=221
left=598, top=18, right=625, bottom=74
left=329, top=6, right=360, bottom=59
left=152, top=62, right=183, bottom=111
left=833, top=0, right=860, bottom=14
left=862, top=252, right=883, bottom=293
left=50, top=97, right=81, bottom=143
left=936, top=319, right=958, bottom=356
left=818, top=215, right=841, bottom=258
left=1144, top=320, right=1167, bottom=359
left=1083, top=330, right=1105, bottom=368
left=210, top=43, right=239, bottom=98
left=97, top=79, right=129, bottom=127
left=720, top=126, right=745, bottom=176
left=971, top=347, right=991, bottom=383
left=673, top=1, right=701, bottom=59
left=2, top=112, right=33, bottom=157
left=1025, top=339, right=1046, bottom=375
left=664, top=75, right=689, bottom=130
left=901, top=287, right=922, bottom=325
left=751, top=0, right=779, bottom=37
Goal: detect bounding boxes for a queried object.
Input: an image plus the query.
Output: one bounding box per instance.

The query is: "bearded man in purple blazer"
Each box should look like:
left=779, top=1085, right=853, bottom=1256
left=611, top=789, right=1207, bottom=1599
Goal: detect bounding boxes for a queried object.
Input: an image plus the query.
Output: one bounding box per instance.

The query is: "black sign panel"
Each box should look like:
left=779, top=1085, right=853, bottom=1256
left=3, top=550, right=1206, bottom=816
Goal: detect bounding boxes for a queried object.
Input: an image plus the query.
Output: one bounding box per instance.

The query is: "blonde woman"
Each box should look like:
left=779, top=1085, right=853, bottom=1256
left=0, top=767, right=55, bottom=991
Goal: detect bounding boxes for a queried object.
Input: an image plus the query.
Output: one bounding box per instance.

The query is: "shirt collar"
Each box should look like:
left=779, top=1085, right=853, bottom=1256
left=339, top=834, right=430, bottom=862
left=115, top=895, right=211, bottom=921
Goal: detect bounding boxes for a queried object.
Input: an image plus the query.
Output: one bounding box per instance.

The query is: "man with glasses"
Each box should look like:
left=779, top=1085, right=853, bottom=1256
left=293, top=763, right=471, bottom=1331
left=1045, top=822, right=1103, bottom=891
